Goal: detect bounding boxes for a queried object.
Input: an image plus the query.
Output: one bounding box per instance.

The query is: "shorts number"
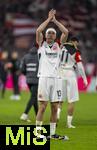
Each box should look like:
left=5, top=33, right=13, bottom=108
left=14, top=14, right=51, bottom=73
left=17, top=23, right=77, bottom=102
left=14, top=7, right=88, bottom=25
left=57, top=90, right=61, bottom=97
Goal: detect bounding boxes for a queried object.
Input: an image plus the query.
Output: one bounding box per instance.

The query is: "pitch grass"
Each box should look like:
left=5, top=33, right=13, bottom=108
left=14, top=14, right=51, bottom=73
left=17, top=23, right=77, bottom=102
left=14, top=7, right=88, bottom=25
left=0, top=90, right=97, bottom=150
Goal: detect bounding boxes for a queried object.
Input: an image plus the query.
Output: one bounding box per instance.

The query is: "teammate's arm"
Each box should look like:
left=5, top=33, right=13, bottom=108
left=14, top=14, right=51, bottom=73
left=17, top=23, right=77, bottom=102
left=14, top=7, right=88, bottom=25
left=75, top=51, right=88, bottom=87
left=77, top=62, right=88, bottom=87
left=52, top=16, right=68, bottom=44
left=36, top=9, right=55, bottom=47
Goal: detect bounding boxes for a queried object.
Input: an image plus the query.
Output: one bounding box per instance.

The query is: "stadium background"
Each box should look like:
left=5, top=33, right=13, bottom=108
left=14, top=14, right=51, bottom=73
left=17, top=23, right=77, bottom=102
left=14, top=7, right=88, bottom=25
left=0, top=0, right=97, bottom=92
left=0, top=1, right=97, bottom=150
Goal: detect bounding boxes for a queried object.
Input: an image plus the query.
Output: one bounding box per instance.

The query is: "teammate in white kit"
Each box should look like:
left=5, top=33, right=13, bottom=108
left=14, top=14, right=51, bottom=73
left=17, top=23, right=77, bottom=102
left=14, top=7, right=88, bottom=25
left=36, top=9, right=69, bottom=139
left=57, top=36, right=88, bottom=128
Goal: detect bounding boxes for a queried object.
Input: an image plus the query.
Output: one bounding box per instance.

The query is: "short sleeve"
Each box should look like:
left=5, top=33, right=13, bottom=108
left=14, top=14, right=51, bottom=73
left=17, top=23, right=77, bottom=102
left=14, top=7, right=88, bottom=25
left=75, top=50, right=82, bottom=62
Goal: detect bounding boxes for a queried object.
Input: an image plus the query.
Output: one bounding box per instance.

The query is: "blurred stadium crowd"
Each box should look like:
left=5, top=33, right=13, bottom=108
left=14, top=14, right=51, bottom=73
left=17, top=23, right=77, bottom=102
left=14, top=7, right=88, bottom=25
left=0, top=0, right=97, bottom=93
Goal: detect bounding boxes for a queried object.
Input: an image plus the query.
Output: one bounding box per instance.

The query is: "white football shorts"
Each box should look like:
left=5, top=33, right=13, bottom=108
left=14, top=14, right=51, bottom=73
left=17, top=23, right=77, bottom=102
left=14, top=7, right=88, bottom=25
left=62, top=77, right=79, bottom=103
left=38, top=77, right=63, bottom=102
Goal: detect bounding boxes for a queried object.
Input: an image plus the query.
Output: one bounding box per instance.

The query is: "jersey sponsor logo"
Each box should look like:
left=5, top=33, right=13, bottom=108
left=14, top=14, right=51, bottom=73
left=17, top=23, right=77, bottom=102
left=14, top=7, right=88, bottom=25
left=45, top=51, right=58, bottom=58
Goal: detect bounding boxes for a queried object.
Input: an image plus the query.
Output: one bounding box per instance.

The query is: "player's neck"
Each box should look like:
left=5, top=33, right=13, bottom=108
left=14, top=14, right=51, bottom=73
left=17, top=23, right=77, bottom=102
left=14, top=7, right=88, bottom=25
left=46, top=39, right=54, bottom=45
left=46, top=40, right=54, bottom=47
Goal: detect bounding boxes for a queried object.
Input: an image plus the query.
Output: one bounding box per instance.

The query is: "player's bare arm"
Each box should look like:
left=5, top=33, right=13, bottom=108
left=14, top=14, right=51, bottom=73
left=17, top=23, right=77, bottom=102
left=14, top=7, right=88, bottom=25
left=36, top=9, right=56, bottom=46
left=77, top=62, right=88, bottom=87
left=52, top=15, right=68, bottom=44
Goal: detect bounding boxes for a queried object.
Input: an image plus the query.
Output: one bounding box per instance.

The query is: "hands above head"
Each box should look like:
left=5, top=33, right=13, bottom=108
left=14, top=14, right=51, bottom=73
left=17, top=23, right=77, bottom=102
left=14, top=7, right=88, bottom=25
left=48, top=9, right=56, bottom=21
left=51, top=14, right=57, bottom=23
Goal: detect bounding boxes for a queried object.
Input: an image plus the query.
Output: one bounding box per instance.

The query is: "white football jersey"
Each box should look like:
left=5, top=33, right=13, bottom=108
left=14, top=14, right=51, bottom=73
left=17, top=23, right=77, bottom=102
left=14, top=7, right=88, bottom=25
left=58, top=45, right=80, bottom=78
left=38, top=41, right=61, bottom=77
left=60, top=46, right=76, bottom=69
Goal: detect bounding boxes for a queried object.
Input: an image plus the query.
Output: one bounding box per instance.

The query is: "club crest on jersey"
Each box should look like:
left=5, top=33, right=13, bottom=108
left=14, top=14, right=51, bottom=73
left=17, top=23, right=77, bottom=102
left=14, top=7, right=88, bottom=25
left=52, top=43, right=59, bottom=51
left=53, top=45, right=58, bottom=51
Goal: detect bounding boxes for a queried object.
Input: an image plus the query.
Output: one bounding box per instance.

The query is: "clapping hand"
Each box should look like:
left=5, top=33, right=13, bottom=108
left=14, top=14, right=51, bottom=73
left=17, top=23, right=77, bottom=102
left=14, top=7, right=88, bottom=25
left=48, top=9, right=56, bottom=21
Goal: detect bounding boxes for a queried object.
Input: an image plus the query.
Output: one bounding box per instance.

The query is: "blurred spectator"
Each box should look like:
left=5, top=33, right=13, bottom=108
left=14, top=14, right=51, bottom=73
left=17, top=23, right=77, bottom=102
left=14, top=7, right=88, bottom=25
left=9, top=51, right=21, bottom=100
left=0, top=51, right=9, bottom=98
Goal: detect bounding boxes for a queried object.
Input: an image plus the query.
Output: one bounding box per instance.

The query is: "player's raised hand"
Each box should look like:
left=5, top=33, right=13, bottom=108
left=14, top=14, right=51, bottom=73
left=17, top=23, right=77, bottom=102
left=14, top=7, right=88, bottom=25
left=51, top=14, right=56, bottom=22
left=48, top=9, right=56, bottom=21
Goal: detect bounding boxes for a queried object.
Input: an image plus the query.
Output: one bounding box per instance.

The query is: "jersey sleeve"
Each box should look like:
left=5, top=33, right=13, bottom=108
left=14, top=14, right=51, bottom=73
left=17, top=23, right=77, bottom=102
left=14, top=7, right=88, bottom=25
left=75, top=50, right=82, bottom=63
